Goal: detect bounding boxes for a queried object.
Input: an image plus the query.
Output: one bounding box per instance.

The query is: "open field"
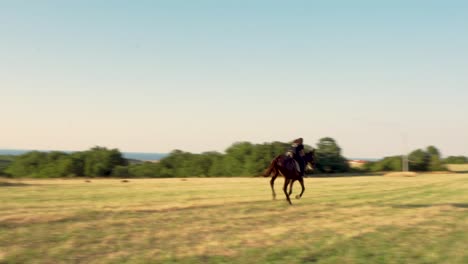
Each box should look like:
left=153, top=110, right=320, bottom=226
left=1, top=174, right=468, bottom=264
left=446, top=164, right=468, bottom=173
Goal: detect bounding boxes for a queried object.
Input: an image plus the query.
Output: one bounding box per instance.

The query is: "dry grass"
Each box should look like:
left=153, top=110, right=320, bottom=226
left=1, top=174, right=468, bottom=263
left=446, top=164, right=468, bottom=172
left=384, top=171, right=418, bottom=177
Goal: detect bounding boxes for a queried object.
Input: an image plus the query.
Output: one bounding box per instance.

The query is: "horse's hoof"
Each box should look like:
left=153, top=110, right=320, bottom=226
left=295, top=195, right=301, bottom=199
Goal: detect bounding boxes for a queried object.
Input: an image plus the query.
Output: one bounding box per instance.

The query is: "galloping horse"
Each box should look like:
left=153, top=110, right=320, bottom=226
left=263, top=150, right=316, bottom=204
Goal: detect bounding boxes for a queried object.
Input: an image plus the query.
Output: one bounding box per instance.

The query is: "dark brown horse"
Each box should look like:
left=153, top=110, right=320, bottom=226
left=263, top=150, right=316, bottom=204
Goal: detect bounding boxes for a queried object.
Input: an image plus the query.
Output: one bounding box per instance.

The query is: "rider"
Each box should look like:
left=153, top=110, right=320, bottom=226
left=290, top=138, right=305, bottom=176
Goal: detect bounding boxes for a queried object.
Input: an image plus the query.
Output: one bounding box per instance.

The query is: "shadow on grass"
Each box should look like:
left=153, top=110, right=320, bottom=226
left=452, top=170, right=468, bottom=173
left=307, top=172, right=383, bottom=178
left=132, top=199, right=281, bottom=214
left=0, top=181, right=29, bottom=187
left=392, top=203, right=468, bottom=209
left=0, top=198, right=285, bottom=228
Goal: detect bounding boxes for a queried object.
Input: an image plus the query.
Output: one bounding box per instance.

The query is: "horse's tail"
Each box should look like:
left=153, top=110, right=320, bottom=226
left=264, top=156, right=280, bottom=177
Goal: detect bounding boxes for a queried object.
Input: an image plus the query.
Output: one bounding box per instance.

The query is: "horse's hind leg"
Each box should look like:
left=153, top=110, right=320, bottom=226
left=270, top=170, right=278, bottom=200
left=283, top=178, right=292, bottom=205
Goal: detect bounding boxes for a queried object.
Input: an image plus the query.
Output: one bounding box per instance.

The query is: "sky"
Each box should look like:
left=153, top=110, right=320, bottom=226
left=1, top=0, right=467, bottom=158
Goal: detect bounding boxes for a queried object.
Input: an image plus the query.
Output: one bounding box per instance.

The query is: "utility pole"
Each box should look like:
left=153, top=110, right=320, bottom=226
left=402, top=153, right=408, bottom=172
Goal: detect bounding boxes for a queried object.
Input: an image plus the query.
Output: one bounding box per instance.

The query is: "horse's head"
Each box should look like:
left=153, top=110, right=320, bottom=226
left=303, top=150, right=316, bottom=170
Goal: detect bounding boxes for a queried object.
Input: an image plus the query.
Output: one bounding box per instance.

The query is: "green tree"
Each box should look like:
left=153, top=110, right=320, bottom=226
left=443, top=156, right=468, bottom=164
left=364, top=156, right=402, bottom=172
left=223, top=142, right=255, bottom=176
left=65, top=152, right=86, bottom=176
left=426, top=146, right=445, bottom=171
left=128, top=162, right=160, bottom=177
left=149, top=141, right=291, bottom=177
left=198, top=152, right=224, bottom=177
left=82, top=146, right=127, bottom=176
left=245, top=142, right=291, bottom=176
left=5, top=151, right=48, bottom=177
left=315, top=137, right=349, bottom=173
left=0, top=155, right=15, bottom=176
left=111, top=165, right=130, bottom=177
left=206, top=152, right=226, bottom=176
left=155, top=150, right=188, bottom=177
left=408, top=149, right=430, bottom=171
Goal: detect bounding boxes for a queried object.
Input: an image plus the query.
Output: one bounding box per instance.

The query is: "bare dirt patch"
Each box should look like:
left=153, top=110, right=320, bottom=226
left=384, top=172, right=418, bottom=177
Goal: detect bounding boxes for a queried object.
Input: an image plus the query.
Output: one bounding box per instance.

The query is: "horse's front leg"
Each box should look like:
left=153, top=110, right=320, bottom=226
left=270, top=170, right=278, bottom=200
left=283, top=178, right=292, bottom=205
left=296, top=178, right=305, bottom=199
left=288, top=180, right=295, bottom=196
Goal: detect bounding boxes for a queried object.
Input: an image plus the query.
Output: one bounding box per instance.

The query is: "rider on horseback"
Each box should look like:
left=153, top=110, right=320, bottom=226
left=290, top=138, right=305, bottom=176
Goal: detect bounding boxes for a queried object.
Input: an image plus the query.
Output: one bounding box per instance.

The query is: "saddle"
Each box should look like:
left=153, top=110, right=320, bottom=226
left=285, top=151, right=301, bottom=173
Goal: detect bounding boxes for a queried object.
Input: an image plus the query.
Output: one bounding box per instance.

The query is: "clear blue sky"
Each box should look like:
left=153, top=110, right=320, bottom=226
left=1, top=1, right=467, bottom=158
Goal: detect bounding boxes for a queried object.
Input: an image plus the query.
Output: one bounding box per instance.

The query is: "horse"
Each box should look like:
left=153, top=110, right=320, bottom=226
left=263, top=150, right=316, bottom=205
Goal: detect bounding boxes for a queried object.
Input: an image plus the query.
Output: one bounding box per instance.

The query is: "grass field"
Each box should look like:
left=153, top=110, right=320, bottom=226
left=446, top=164, right=468, bottom=173
left=1, top=174, right=468, bottom=264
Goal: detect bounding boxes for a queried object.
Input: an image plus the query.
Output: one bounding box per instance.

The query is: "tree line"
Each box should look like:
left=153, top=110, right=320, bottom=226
left=363, top=146, right=447, bottom=172
left=1, top=147, right=126, bottom=178
left=0, top=138, right=466, bottom=178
